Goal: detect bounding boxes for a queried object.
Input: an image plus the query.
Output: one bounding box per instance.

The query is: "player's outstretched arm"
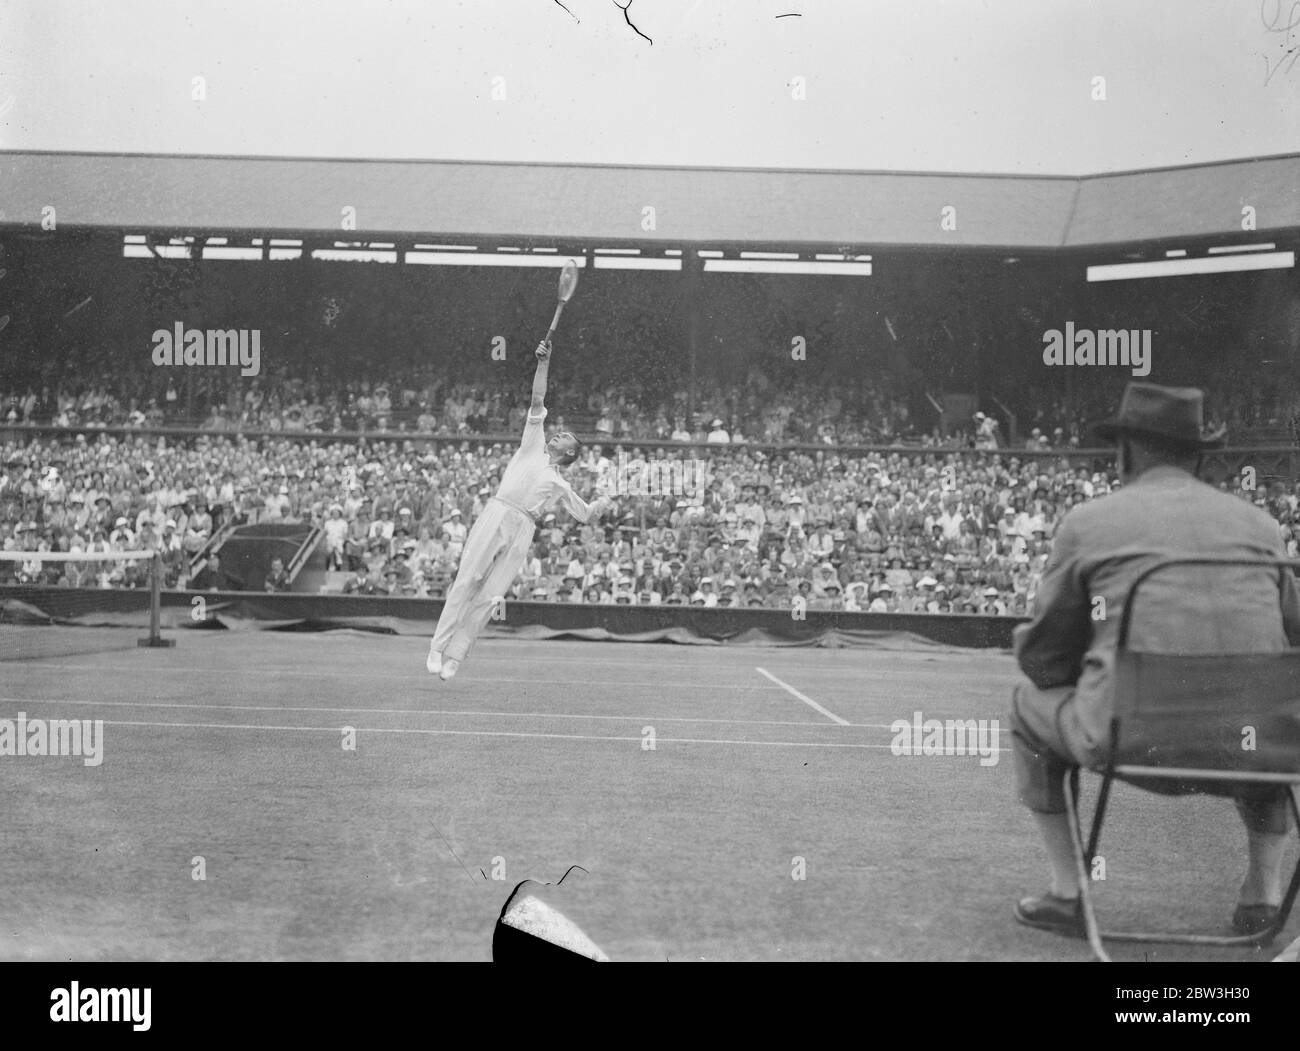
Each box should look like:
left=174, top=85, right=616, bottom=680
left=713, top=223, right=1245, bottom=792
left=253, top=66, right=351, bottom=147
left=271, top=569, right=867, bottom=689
left=530, top=341, right=551, bottom=412
left=560, top=486, right=617, bottom=524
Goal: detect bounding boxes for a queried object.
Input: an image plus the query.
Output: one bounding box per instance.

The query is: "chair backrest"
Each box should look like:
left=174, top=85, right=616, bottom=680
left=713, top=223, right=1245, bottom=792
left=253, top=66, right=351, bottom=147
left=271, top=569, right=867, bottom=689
left=1112, top=558, right=1300, bottom=779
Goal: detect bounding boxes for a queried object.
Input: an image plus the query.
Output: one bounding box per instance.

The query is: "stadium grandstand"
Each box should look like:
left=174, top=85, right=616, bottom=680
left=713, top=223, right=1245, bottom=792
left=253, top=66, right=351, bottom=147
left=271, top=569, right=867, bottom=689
left=2, top=149, right=1299, bottom=645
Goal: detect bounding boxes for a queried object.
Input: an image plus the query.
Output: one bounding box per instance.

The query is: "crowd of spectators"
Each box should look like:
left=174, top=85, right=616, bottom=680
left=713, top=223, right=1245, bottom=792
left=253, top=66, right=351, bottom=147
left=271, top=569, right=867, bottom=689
left=5, top=353, right=1294, bottom=452
left=3, top=426, right=1298, bottom=614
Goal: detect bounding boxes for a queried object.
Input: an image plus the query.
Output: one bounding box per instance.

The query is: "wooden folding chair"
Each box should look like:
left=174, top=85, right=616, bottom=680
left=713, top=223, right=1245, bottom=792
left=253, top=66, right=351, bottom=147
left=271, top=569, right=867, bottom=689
left=1065, top=557, right=1300, bottom=962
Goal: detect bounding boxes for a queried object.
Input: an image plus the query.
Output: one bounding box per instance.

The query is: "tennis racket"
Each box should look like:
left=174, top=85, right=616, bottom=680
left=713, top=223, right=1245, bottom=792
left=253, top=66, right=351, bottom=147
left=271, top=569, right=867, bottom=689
left=543, top=258, right=580, bottom=347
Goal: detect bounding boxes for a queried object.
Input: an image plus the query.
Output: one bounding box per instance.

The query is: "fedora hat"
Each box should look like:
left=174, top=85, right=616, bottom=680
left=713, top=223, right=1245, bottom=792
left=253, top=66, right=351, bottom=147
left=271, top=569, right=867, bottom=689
left=1089, top=382, right=1225, bottom=449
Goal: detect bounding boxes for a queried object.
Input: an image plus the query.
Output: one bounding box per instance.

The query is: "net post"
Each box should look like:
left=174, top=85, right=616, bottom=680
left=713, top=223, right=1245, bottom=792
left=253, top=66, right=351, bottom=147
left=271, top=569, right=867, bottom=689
left=138, top=551, right=175, bottom=648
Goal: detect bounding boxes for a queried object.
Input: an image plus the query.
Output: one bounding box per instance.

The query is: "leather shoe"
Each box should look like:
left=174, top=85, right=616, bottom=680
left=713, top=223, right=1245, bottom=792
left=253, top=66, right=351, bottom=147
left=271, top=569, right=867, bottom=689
left=1015, top=893, right=1084, bottom=937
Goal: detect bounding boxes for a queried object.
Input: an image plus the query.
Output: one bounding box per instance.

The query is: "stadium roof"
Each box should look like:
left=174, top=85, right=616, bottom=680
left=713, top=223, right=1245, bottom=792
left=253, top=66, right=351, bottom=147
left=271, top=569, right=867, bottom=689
left=2, top=150, right=1298, bottom=249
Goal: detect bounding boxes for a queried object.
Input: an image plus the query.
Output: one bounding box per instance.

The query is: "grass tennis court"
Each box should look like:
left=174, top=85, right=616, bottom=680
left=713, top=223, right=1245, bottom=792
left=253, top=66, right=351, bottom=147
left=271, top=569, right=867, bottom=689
left=0, top=631, right=1293, bottom=961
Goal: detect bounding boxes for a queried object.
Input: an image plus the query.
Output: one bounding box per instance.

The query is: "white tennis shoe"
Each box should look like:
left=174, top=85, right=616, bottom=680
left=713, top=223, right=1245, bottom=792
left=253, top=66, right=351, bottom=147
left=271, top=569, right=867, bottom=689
left=440, top=658, right=461, bottom=681
left=426, top=647, right=442, bottom=675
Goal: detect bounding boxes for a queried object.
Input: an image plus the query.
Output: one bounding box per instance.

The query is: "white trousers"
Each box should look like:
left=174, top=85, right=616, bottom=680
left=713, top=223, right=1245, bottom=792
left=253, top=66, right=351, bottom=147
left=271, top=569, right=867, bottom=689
left=431, top=500, right=535, bottom=663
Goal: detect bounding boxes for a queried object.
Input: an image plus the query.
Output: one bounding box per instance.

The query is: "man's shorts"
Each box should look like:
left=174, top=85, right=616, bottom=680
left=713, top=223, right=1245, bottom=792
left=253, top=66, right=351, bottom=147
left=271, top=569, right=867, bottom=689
left=1010, top=681, right=1291, bottom=835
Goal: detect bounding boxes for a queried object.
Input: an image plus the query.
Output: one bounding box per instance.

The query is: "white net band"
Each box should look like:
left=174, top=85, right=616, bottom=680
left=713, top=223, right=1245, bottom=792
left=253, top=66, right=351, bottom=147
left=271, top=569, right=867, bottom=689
left=0, top=550, right=158, bottom=562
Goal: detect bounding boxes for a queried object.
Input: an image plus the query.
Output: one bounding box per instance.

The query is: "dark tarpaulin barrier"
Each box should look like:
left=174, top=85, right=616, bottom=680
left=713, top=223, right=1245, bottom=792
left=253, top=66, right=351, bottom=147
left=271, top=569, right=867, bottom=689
left=2, top=587, right=1023, bottom=649
left=0, top=595, right=156, bottom=660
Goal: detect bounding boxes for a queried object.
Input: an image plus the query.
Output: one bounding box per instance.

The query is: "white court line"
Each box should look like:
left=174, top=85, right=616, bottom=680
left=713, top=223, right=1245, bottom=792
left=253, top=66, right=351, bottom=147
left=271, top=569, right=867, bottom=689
left=0, top=696, right=848, bottom=729
left=72, top=718, right=936, bottom=750
left=755, top=668, right=850, bottom=726
left=6, top=663, right=781, bottom=692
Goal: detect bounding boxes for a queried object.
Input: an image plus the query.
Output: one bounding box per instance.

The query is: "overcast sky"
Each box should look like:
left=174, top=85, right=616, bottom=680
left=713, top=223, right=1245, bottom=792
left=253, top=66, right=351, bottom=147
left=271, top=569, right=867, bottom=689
left=2, top=0, right=1298, bottom=174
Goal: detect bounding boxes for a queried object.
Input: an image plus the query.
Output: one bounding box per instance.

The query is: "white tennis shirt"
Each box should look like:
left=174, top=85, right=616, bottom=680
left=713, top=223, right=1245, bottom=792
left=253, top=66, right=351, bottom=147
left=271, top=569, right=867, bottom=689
left=495, top=408, right=606, bottom=523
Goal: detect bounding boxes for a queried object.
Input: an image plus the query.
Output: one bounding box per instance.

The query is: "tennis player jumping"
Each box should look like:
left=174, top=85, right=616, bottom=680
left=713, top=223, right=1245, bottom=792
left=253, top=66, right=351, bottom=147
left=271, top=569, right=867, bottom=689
left=427, top=338, right=616, bottom=680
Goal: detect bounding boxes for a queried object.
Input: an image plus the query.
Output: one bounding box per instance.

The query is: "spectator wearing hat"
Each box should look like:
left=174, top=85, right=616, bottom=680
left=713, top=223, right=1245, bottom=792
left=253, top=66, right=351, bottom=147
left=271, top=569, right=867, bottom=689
left=909, top=576, right=937, bottom=613
left=841, top=577, right=868, bottom=611
left=697, top=576, right=719, bottom=607
left=88, top=494, right=114, bottom=536
left=65, top=491, right=91, bottom=534
left=470, top=485, right=492, bottom=519
left=807, top=561, right=837, bottom=599
left=979, top=585, right=1006, bottom=615
left=441, top=508, right=467, bottom=560
left=108, top=515, right=135, bottom=550
left=808, top=521, right=834, bottom=561
left=660, top=555, right=689, bottom=593
left=867, top=583, right=893, bottom=613
left=735, top=513, right=762, bottom=551
left=323, top=504, right=348, bottom=570
left=1010, top=381, right=1300, bottom=938
left=389, top=546, right=417, bottom=589
left=779, top=493, right=805, bottom=534
left=362, top=537, right=390, bottom=579
left=342, top=564, right=382, bottom=596
left=883, top=556, right=914, bottom=593
left=344, top=506, right=372, bottom=570
left=368, top=504, right=396, bottom=549
left=535, top=509, right=561, bottom=546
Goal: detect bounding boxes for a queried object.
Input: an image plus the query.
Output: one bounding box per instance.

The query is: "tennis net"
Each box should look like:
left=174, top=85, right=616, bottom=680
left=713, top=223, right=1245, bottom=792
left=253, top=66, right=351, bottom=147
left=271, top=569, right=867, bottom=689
left=0, top=549, right=175, bottom=660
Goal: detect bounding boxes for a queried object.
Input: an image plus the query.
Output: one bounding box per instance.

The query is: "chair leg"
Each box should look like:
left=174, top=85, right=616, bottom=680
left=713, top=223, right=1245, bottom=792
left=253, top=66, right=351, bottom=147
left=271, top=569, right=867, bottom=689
left=1065, top=773, right=1298, bottom=952
left=1085, top=762, right=1115, bottom=863
left=1265, top=788, right=1300, bottom=940
left=1063, top=768, right=1111, bottom=962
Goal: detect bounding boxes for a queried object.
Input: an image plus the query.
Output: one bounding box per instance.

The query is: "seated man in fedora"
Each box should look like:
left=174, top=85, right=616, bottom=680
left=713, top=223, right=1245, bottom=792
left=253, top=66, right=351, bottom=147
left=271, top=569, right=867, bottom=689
left=1012, top=381, right=1300, bottom=937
